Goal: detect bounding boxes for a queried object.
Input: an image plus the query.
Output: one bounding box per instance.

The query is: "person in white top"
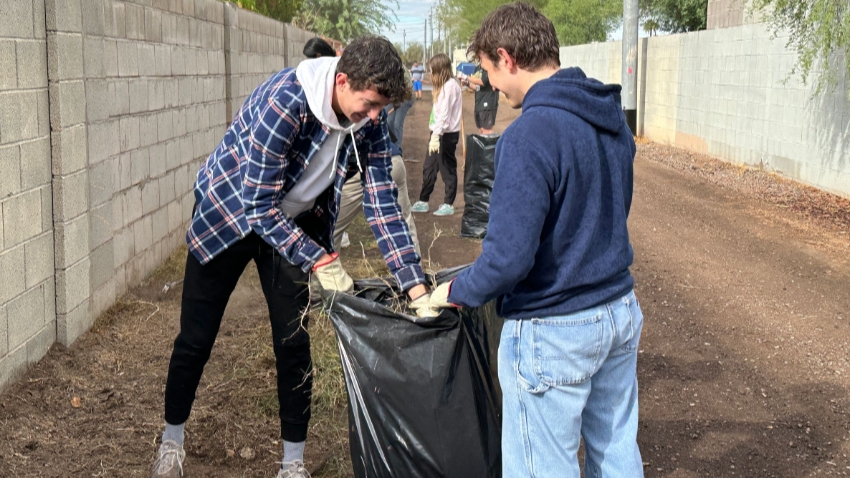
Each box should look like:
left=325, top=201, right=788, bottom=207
left=411, top=53, right=463, bottom=216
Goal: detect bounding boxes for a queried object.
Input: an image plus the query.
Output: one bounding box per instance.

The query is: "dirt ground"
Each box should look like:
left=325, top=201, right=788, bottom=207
left=2, top=87, right=850, bottom=477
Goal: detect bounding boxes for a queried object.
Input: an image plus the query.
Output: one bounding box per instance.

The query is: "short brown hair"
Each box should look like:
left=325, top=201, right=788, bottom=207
left=467, top=2, right=560, bottom=71
left=337, top=35, right=411, bottom=103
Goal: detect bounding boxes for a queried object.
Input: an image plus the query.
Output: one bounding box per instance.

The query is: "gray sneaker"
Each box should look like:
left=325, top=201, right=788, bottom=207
left=151, top=440, right=185, bottom=477
left=277, top=460, right=311, bottom=478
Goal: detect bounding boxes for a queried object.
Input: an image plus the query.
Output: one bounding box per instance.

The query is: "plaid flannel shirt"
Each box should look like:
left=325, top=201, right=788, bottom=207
left=187, top=68, right=425, bottom=290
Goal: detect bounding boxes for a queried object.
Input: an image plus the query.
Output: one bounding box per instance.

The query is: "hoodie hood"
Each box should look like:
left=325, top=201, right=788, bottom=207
left=296, top=56, right=370, bottom=133
left=296, top=56, right=371, bottom=175
left=522, top=67, right=624, bottom=134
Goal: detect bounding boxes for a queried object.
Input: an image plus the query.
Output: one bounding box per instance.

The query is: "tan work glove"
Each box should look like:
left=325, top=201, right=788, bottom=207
left=428, top=134, right=441, bottom=154
left=409, top=293, right=440, bottom=318
left=429, top=281, right=457, bottom=308
left=312, top=253, right=354, bottom=293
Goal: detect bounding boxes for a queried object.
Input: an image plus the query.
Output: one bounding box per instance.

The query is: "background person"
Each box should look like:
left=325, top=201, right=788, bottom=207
left=302, top=37, right=336, bottom=59
left=410, top=61, right=425, bottom=100
left=464, top=65, right=499, bottom=134
left=410, top=54, right=462, bottom=217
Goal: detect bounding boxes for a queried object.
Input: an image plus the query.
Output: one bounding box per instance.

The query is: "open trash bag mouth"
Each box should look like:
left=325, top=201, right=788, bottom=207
left=322, top=265, right=502, bottom=478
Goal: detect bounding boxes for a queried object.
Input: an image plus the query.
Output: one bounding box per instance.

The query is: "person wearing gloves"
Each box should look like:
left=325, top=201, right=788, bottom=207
left=411, top=53, right=462, bottom=216
left=430, top=4, right=645, bottom=478
left=150, top=36, right=434, bottom=478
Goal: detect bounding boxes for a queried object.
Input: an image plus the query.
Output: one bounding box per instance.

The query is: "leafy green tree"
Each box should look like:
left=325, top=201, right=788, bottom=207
left=446, top=0, right=549, bottom=42
left=638, top=0, right=707, bottom=33
left=237, top=0, right=302, bottom=23
left=293, top=0, right=398, bottom=43
left=751, top=0, right=850, bottom=97
left=543, top=0, right=622, bottom=46
left=403, top=42, right=425, bottom=65
left=643, top=18, right=660, bottom=36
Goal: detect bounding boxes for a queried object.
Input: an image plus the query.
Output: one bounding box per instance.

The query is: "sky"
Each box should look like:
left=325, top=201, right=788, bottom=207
left=380, top=0, right=437, bottom=48
left=379, top=1, right=649, bottom=51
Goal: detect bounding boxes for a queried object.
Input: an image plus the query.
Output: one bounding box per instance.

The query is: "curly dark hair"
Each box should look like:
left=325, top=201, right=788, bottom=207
left=337, top=35, right=411, bottom=104
left=468, top=2, right=560, bottom=71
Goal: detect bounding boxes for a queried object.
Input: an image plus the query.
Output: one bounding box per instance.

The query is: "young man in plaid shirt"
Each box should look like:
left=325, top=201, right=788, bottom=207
left=151, top=36, right=435, bottom=478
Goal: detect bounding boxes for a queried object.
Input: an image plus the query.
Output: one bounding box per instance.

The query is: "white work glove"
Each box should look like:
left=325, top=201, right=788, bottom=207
left=428, top=135, right=441, bottom=154
left=312, top=253, right=354, bottom=293
left=409, top=293, right=440, bottom=318
left=429, top=281, right=457, bottom=309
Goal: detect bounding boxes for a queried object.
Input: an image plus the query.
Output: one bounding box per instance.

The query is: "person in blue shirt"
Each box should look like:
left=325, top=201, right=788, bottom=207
left=430, top=4, right=645, bottom=477
left=410, top=61, right=425, bottom=100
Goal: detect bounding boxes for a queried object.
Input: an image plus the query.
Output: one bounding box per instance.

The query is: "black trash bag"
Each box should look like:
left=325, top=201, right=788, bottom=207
left=324, top=266, right=502, bottom=478
left=461, top=134, right=499, bottom=239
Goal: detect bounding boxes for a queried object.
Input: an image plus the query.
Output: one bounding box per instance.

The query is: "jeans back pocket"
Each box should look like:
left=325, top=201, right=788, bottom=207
left=532, top=313, right=606, bottom=386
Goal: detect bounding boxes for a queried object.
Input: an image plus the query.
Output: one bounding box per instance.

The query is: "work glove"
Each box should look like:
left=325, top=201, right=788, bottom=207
left=409, top=293, right=440, bottom=318
left=312, top=252, right=354, bottom=293
left=429, top=281, right=457, bottom=309
left=428, top=135, right=441, bottom=154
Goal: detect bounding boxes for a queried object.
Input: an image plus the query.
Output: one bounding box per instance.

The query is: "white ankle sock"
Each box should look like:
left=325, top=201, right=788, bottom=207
left=162, top=422, right=185, bottom=446
left=282, top=440, right=305, bottom=465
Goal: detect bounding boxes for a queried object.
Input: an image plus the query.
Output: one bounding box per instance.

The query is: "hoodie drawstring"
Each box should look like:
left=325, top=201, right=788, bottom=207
left=328, top=129, right=363, bottom=180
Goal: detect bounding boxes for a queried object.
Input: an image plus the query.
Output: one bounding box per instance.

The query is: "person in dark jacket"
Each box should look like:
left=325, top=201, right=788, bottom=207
left=430, top=4, right=645, bottom=477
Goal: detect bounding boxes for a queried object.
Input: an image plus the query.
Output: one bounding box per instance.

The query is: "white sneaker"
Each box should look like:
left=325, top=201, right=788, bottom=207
left=340, top=232, right=351, bottom=248
left=151, top=440, right=185, bottom=477
left=277, top=460, right=311, bottom=478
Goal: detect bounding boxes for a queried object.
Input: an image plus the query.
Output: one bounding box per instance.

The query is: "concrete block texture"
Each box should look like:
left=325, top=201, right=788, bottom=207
left=1, top=90, right=40, bottom=145
left=48, top=80, right=86, bottom=130
left=0, top=304, right=6, bottom=356
left=86, top=119, right=120, bottom=164
left=20, top=138, right=52, bottom=190
left=0, top=345, right=26, bottom=394
left=0, top=41, right=16, bottom=91
left=46, top=0, right=83, bottom=33
left=81, top=0, right=106, bottom=36
left=0, top=144, right=21, bottom=198
left=25, top=233, right=54, bottom=289
left=7, top=283, right=45, bottom=351
left=89, top=201, right=112, bottom=249
left=89, top=157, right=115, bottom=207
left=51, top=124, right=88, bottom=175
left=54, top=212, right=89, bottom=268
left=0, top=245, right=25, bottom=304
left=0, top=0, right=36, bottom=39
left=53, top=169, right=88, bottom=222
left=57, top=298, right=90, bottom=346
left=3, top=188, right=43, bottom=248
left=17, top=40, right=49, bottom=89
left=26, top=320, right=55, bottom=365
left=47, top=33, right=84, bottom=81
left=89, top=239, right=114, bottom=291
left=55, top=256, right=90, bottom=314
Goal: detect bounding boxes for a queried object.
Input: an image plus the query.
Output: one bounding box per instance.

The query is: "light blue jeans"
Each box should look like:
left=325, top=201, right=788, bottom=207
left=499, top=291, right=644, bottom=478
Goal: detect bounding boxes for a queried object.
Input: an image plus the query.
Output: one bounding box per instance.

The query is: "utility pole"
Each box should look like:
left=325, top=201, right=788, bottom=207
left=622, top=0, right=639, bottom=135
left=402, top=29, right=406, bottom=58
left=429, top=7, right=434, bottom=65
left=423, top=18, right=427, bottom=65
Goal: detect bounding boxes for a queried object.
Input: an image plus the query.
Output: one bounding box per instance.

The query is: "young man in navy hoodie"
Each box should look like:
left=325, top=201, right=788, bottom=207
left=430, top=3, right=645, bottom=477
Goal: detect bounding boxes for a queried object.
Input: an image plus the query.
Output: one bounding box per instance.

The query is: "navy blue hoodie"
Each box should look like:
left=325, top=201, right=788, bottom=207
left=448, top=67, right=636, bottom=319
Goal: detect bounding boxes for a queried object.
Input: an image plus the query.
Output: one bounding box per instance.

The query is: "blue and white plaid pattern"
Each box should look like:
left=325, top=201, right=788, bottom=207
left=188, top=68, right=425, bottom=290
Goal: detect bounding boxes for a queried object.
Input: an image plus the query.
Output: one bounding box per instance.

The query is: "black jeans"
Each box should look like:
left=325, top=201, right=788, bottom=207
left=419, top=131, right=460, bottom=205
left=164, top=233, right=312, bottom=442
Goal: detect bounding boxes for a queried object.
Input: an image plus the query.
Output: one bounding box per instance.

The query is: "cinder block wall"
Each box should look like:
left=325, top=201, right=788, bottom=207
left=0, top=0, right=55, bottom=387
left=0, top=0, right=317, bottom=392
left=559, top=24, right=850, bottom=198
left=223, top=3, right=286, bottom=122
